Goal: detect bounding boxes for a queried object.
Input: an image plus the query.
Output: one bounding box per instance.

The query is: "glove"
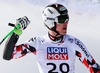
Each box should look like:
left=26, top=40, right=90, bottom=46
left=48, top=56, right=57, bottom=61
left=16, top=16, right=30, bottom=30
left=14, top=16, right=30, bottom=35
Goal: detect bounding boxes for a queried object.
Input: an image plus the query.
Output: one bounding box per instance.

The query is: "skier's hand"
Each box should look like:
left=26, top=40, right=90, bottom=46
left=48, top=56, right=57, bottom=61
left=14, top=16, right=30, bottom=35
left=16, top=16, right=30, bottom=30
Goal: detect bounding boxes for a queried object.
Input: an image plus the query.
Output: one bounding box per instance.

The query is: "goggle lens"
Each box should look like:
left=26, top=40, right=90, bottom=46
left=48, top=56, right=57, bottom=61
left=55, top=14, right=69, bottom=24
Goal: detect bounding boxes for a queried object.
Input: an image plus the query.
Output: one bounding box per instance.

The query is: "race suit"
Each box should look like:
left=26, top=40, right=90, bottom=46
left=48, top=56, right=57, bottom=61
left=3, top=33, right=100, bottom=73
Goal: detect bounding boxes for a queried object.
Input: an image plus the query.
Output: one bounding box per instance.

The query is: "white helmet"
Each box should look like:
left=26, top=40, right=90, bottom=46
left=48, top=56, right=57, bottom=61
left=42, top=3, right=69, bottom=31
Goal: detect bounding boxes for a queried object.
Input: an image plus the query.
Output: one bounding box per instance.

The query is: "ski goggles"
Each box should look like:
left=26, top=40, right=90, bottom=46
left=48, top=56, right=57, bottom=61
left=55, top=14, right=69, bottom=24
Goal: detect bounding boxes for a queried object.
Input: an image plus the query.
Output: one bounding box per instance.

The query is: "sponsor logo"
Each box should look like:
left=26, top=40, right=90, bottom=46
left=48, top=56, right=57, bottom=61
left=59, top=7, right=66, bottom=11
left=47, top=17, right=55, bottom=21
left=48, top=8, right=53, bottom=14
left=28, top=37, right=36, bottom=42
left=47, top=47, right=68, bottom=60
left=68, top=38, right=73, bottom=43
left=75, top=39, right=89, bottom=57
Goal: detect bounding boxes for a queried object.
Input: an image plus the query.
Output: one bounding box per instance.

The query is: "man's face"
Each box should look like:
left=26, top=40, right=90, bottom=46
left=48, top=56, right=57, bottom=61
left=56, top=21, right=68, bottom=35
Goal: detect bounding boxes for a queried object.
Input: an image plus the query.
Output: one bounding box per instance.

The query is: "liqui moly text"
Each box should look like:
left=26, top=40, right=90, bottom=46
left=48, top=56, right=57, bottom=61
left=47, top=47, right=68, bottom=60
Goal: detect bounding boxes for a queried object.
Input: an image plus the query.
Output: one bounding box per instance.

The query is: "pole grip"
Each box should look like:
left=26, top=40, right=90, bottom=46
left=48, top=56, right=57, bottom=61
left=8, top=23, right=15, bottom=27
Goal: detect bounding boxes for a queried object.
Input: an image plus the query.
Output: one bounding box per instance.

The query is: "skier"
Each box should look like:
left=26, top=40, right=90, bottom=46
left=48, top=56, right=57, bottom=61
left=3, top=3, right=100, bottom=73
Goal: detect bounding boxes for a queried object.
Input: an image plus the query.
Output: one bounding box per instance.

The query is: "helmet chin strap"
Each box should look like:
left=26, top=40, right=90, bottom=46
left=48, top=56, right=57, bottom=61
left=48, top=32, right=63, bottom=42
left=48, top=22, right=64, bottom=42
left=45, top=22, right=64, bottom=41
left=50, top=22, right=62, bottom=37
left=53, top=30, right=61, bottom=37
left=45, top=22, right=61, bottom=37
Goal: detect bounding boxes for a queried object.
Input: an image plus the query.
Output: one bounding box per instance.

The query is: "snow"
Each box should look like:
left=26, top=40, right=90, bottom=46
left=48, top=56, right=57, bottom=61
left=0, top=0, right=100, bottom=73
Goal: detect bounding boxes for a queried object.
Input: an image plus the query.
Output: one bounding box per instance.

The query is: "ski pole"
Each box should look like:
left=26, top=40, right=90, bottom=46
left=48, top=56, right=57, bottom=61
left=0, top=23, right=20, bottom=45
